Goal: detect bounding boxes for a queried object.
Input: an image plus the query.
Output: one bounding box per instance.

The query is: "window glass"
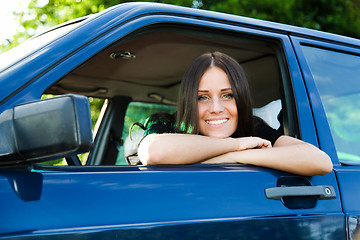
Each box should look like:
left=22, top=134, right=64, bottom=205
left=302, top=46, right=360, bottom=165
left=117, top=102, right=176, bottom=165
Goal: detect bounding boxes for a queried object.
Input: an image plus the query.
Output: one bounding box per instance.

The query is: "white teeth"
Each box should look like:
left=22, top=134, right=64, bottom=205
left=206, top=119, right=228, bottom=125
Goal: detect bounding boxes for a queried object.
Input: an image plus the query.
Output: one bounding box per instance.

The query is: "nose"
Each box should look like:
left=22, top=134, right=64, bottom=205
left=209, top=97, right=224, bottom=113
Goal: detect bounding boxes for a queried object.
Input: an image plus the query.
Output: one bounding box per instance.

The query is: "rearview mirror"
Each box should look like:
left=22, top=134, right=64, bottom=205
left=0, top=94, right=93, bottom=166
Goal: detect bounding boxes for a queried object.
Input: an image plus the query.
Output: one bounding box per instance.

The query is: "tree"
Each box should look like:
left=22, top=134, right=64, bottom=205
left=198, top=0, right=360, bottom=39
left=2, top=0, right=359, bottom=53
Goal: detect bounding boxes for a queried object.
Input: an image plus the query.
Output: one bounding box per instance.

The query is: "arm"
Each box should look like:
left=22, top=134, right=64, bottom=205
left=203, top=135, right=333, bottom=176
left=137, top=133, right=271, bottom=165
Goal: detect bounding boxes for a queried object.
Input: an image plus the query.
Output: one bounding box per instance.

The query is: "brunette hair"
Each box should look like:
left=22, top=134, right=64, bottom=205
left=176, top=51, right=254, bottom=137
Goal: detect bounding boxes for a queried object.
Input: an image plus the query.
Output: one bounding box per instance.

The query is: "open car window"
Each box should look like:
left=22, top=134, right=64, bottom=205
left=43, top=25, right=297, bottom=166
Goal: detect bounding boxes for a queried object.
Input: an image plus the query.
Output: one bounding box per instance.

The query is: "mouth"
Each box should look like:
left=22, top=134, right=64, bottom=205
left=205, top=118, right=229, bottom=126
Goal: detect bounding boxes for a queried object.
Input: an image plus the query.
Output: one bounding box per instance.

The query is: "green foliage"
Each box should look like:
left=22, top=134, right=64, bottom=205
left=88, top=97, right=105, bottom=128
left=2, top=0, right=360, bottom=53
left=198, top=0, right=360, bottom=39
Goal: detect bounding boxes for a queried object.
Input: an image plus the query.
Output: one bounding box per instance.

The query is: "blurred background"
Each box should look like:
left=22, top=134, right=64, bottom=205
left=1, top=0, right=360, bottom=54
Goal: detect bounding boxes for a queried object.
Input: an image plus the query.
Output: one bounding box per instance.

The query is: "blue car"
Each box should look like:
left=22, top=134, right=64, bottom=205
left=0, top=2, right=359, bottom=239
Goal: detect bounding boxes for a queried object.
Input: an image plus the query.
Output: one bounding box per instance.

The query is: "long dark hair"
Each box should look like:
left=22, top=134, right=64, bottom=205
left=177, top=52, right=254, bottom=137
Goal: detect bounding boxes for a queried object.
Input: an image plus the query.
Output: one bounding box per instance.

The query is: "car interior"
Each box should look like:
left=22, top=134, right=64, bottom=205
left=43, top=24, right=298, bottom=166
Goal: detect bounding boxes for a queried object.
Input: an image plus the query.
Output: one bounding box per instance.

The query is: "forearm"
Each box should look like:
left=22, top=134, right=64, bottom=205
left=239, top=145, right=331, bottom=176
left=203, top=139, right=333, bottom=176
left=138, top=133, right=238, bottom=165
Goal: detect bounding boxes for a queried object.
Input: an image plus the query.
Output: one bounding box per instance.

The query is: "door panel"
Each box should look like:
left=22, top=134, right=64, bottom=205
left=336, top=168, right=360, bottom=240
left=1, top=216, right=346, bottom=240
left=291, top=35, right=360, bottom=240
left=0, top=165, right=344, bottom=239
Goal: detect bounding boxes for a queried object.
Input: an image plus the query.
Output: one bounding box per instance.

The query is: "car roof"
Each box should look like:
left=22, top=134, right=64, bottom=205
left=38, top=2, right=359, bottom=47
left=1, top=2, right=359, bottom=110
left=108, top=2, right=360, bottom=46
left=46, top=2, right=360, bottom=107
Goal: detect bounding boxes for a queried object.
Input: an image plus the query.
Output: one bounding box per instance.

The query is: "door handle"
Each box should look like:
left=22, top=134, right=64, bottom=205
left=265, top=185, right=336, bottom=200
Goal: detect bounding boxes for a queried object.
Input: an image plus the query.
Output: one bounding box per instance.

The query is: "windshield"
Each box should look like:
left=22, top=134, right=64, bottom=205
left=0, top=20, right=84, bottom=73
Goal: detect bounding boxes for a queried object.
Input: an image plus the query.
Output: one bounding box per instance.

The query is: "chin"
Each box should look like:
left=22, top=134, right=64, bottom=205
left=204, top=131, right=232, bottom=138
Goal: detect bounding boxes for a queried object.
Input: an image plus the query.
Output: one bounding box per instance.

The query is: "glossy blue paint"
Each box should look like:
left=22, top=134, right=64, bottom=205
left=348, top=216, right=360, bottom=240
left=1, top=2, right=359, bottom=239
left=0, top=165, right=343, bottom=239
left=282, top=37, right=319, bottom=147
left=1, top=215, right=346, bottom=239
left=290, top=35, right=360, bottom=240
left=335, top=167, right=360, bottom=215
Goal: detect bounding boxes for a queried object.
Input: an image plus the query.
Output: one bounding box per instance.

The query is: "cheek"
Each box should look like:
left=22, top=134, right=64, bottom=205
left=228, top=101, right=238, bottom=122
left=197, top=103, right=206, bottom=119
left=231, top=104, right=238, bottom=117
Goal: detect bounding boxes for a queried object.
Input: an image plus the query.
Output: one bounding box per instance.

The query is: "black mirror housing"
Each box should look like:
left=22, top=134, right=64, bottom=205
left=0, top=94, right=93, bottom=165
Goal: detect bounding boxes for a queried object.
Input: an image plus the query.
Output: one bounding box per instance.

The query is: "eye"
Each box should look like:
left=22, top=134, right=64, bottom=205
left=222, top=93, right=234, bottom=100
left=198, top=95, right=209, bottom=102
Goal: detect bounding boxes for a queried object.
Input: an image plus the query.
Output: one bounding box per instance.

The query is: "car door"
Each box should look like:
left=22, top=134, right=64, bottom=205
left=291, top=35, right=360, bottom=240
left=0, top=4, right=345, bottom=239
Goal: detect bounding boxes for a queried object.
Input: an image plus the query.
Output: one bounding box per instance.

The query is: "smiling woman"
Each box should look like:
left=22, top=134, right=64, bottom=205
left=185, top=52, right=251, bottom=139
left=137, top=52, right=332, bottom=176
left=197, top=67, right=239, bottom=138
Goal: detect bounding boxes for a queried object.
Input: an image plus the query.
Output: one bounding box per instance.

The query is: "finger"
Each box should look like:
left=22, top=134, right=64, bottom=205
left=261, top=140, right=272, bottom=148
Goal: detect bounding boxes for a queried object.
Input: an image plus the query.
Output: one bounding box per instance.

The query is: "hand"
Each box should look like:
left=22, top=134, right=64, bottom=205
left=236, top=137, right=272, bottom=151
left=201, top=137, right=271, bottom=164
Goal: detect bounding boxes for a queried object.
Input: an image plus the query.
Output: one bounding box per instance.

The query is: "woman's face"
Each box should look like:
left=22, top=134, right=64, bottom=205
left=197, top=66, right=238, bottom=138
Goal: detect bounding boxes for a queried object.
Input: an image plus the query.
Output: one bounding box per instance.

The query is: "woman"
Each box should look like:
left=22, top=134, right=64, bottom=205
left=137, top=52, right=332, bottom=176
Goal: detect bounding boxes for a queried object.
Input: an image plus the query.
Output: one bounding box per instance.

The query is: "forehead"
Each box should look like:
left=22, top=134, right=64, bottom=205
left=198, top=67, right=231, bottom=90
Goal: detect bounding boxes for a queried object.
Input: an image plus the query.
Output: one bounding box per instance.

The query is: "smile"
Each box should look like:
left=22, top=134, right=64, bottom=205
left=205, top=118, right=229, bottom=125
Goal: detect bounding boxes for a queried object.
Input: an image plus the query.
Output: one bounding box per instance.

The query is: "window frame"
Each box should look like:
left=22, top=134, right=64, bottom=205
left=85, top=25, right=308, bottom=167
left=30, top=16, right=313, bottom=168
left=291, top=36, right=360, bottom=167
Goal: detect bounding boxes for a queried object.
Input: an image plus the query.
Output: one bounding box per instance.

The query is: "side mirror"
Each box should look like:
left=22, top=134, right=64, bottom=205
left=0, top=94, right=93, bottom=166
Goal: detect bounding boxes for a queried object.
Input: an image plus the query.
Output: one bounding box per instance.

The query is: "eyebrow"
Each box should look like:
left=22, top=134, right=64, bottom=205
left=198, top=88, right=232, bottom=93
